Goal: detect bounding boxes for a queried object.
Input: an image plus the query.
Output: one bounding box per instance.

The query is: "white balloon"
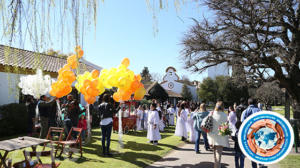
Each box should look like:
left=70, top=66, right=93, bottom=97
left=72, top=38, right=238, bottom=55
left=18, top=69, right=53, bottom=99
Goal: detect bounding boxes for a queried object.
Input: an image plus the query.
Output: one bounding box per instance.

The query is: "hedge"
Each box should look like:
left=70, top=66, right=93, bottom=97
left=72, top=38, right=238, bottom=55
left=0, top=103, right=28, bottom=137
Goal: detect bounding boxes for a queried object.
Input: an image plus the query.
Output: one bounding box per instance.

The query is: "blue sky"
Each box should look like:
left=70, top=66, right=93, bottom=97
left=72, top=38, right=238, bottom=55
left=81, top=0, right=211, bottom=81
left=2, top=0, right=212, bottom=81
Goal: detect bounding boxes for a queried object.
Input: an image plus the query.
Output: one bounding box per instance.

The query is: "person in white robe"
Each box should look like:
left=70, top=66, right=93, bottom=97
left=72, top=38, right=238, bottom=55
left=175, top=103, right=188, bottom=141
left=157, top=103, right=165, bottom=131
left=147, top=103, right=161, bottom=145
left=207, top=101, right=230, bottom=168
left=143, top=105, right=148, bottom=130
left=136, top=105, right=144, bottom=131
left=167, top=104, right=175, bottom=126
left=187, top=110, right=196, bottom=142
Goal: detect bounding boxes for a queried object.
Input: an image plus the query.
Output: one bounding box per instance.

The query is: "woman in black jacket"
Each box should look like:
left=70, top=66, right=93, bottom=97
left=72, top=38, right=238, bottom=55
left=98, top=94, right=117, bottom=157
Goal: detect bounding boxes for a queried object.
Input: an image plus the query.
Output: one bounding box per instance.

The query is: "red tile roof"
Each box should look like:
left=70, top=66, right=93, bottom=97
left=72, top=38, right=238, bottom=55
left=0, top=45, right=101, bottom=73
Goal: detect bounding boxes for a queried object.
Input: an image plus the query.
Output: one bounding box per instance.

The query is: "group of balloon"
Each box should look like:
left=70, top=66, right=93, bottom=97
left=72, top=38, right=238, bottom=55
left=19, top=46, right=146, bottom=104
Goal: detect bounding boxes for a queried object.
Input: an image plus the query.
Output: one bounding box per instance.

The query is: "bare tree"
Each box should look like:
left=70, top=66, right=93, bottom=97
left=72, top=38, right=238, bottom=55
left=255, top=82, right=283, bottom=106
left=151, top=72, right=163, bottom=83
left=181, top=0, right=300, bottom=119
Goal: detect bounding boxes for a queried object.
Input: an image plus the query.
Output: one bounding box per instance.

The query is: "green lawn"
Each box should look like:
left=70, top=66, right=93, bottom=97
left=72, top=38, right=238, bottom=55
left=272, top=106, right=294, bottom=118
left=1, top=126, right=182, bottom=168
left=279, top=154, right=300, bottom=168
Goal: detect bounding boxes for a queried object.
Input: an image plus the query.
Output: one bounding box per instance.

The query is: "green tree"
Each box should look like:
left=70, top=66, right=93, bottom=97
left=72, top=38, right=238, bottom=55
left=43, top=49, right=70, bottom=58
left=198, top=77, right=218, bottom=103
left=141, top=67, right=152, bottom=84
left=181, top=84, right=193, bottom=101
left=198, top=76, right=248, bottom=106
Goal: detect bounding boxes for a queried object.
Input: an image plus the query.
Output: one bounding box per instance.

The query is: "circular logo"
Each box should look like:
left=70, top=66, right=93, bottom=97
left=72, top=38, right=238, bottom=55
left=238, top=111, right=294, bottom=164
left=168, top=82, right=174, bottom=89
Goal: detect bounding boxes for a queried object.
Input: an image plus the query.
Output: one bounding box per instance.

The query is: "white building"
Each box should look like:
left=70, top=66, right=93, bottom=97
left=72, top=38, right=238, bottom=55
left=160, top=67, right=198, bottom=104
left=0, top=45, right=102, bottom=106
left=207, top=62, right=229, bottom=79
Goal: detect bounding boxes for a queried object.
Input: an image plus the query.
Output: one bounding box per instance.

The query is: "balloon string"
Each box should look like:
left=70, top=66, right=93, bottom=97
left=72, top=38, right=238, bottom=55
left=87, top=105, right=91, bottom=143
left=118, top=101, right=124, bottom=151
left=35, top=105, right=39, bottom=126
left=56, top=99, right=62, bottom=117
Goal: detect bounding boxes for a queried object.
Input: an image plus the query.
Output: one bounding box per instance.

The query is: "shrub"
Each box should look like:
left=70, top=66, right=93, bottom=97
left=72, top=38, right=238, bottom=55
left=0, top=103, right=28, bottom=137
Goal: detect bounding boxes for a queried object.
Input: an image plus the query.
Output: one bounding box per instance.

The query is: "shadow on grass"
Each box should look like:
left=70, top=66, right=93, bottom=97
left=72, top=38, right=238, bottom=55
left=114, top=151, right=163, bottom=167
left=124, top=141, right=163, bottom=151
left=56, top=155, right=105, bottom=164
left=147, top=162, right=229, bottom=168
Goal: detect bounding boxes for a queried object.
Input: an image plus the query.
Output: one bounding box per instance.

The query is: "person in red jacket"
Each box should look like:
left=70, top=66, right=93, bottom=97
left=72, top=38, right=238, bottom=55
left=78, top=113, right=87, bottom=143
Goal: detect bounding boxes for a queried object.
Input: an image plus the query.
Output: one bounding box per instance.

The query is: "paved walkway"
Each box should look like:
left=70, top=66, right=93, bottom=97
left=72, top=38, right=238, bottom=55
left=147, top=141, right=279, bottom=168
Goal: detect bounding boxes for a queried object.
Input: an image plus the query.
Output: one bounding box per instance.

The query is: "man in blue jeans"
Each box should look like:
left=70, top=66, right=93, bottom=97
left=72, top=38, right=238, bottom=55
left=193, top=103, right=210, bottom=153
left=241, top=98, right=266, bottom=168
left=98, top=94, right=117, bottom=157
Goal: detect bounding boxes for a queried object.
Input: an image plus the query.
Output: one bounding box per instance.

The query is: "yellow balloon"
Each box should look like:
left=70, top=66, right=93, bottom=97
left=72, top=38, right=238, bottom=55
left=134, top=87, right=146, bottom=100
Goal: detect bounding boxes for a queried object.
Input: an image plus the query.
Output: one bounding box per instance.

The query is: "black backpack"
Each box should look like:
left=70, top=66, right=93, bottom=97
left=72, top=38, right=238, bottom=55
left=235, top=104, right=246, bottom=122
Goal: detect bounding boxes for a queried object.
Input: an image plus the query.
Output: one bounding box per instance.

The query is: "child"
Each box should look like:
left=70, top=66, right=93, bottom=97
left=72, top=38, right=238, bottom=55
left=78, top=113, right=87, bottom=143
left=136, top=105, right=144, bottom=131
left=143, top=105, right=149, bottom=130
left=147, top=103, right=161, bottom=145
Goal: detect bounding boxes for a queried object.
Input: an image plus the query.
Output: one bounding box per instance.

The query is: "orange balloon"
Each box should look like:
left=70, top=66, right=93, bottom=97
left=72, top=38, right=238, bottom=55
left=80, top=87, right=87, bottom=95
left=85, top=95, right=96, bottom=104
left=130, top=80, right=140, bottom=92
left=84, top=95, right=90, bottom=102
left=86, top=86, right=93, bottom=95
left=49, top=89, right=56, bottom=97
left=69, top=74, right=76, bottom=83
left=71, top=61, right=78, bottom=69
left=91, top=89, right=99, bottom=97
left=67, top=55, right=78, bottom=69
left=86, top=86, right=99, bottom=97
left=91, top=70, right=100, bottom=79
left=88, top=97, right=96, bottom=104
left=56, top=90, right=64, bottom=98
left=78, top=50, right=84, bottom=58
left=91, top=79, right=99, bottom=88
left=65, top=86, right=72, bottom=95
left=75, top=46, right=82, bottom=53
left=121, top=58, right=130, bottom=67
left=83, top=80, right=92, bottom=88
left=113, top=92, right=121, bottom=102
left=122, top=91, right=131, bottom=101
left=135, top=74, right=142, bottom=82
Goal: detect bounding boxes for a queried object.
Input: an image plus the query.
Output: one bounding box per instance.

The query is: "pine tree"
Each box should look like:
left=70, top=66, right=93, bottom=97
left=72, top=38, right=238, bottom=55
left=140, top=67, right=152, bottom=84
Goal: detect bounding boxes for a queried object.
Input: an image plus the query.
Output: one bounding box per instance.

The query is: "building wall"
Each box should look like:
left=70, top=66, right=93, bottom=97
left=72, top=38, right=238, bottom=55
left=0, top=71, right=88, bottom=107
left=161, top=81, right=198, bottom=101
left=0, top=72, right=20, bottom=105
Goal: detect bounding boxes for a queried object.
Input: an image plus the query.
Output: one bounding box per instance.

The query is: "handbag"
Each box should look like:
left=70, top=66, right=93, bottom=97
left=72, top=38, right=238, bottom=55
left=200, top=111, right=214, bottom=133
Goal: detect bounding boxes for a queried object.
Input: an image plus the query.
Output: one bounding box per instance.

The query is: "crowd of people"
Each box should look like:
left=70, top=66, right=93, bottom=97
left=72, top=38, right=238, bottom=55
left=170, top=98, right=267, bottom=168
left=25, top=93, right=267, bottom=167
